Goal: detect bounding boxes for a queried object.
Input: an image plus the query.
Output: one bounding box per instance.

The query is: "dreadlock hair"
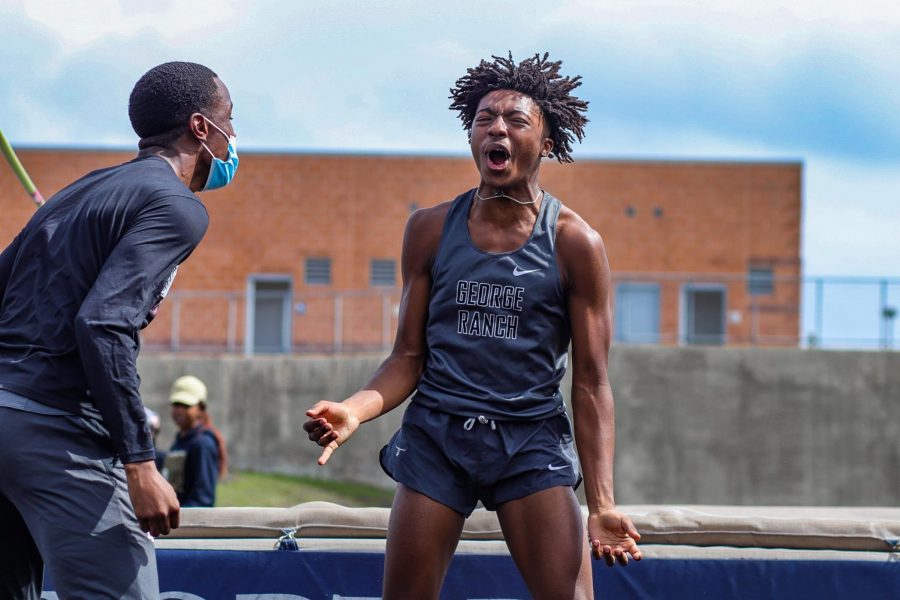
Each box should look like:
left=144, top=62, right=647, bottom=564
left=129, top=61, right=220, bottom=149
left=450, top=52, right=588, bottom=162
left=449, top=52, right=589, bottom=163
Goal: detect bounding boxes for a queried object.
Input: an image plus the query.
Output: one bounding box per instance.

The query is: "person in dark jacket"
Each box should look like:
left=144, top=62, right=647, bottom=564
left=167, top=375, right=220, bottom=507
left=0, top=61, right=237, bottom=599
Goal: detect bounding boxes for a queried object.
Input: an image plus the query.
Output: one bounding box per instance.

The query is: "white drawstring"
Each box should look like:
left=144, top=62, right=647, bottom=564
left=464, top=415, right=496, bottom=431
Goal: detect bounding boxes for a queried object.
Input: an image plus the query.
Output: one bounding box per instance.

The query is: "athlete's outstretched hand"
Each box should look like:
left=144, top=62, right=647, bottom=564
left=303, top=401, right=361, bottom=465
left=587, top=508, right=643, bottom=566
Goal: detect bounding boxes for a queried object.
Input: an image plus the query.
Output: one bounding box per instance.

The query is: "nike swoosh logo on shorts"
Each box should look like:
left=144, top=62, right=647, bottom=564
left=513, top=265, right=540, bottom=276
left=548, top=463, right=568, bottom=471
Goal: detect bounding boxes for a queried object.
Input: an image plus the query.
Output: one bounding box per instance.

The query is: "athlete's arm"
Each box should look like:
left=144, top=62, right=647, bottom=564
left=304, top=204, right=447, bottom=465
left=558, top=210, right=642, bottom=565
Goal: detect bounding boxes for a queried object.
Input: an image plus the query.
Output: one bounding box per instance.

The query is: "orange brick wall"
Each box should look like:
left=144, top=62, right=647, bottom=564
left=0, top=149, right=801, bottom=347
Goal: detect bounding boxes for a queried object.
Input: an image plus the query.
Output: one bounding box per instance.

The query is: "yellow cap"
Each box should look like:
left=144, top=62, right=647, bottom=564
left=169, top=375, right=208, bottom=406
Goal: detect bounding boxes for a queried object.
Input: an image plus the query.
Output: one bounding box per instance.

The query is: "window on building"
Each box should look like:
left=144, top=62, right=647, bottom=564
left=370, top=259, right=397, bottom=287
left=614, top=283, right=661, bottom=344
left=747, top=266, right=775, bottom=296
left=305, top=257, right=331, bottom=285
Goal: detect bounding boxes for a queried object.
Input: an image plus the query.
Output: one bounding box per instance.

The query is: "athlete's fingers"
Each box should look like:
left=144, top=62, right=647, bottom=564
left=302, top=418, right=323, bottom=433
left=622, top=516, right=641, bottom=540
left=169, top=506, right=180, bottom=530
left=303, top=415, right=331, bottom=432
left=603, top=545, right=615, bottom=567
left=616, top=551, right=629, bottom=566
left=148, top=519, right=161, bottom=538
left=590, top=539, right=602, bottom=560
left=309, top=419, right=332, bottom=431
left=305, top=420, right=332, bottom=441
left=318, top=443, right=337, bottom=465
left=157, top=515, right=171, bottom=537
left=317, top=430, right=339, bottom=446
left=305, top=402, right=331, bottom=419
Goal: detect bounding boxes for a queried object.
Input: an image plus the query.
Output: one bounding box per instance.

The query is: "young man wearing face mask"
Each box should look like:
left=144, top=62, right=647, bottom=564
left=0, top=61, right=237, bottom=599
left=304, top=53, right=641, bottom=599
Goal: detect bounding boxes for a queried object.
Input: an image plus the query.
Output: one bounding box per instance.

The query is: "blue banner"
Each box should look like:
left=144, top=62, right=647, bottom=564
left=43, top=549, right=898, bottom=599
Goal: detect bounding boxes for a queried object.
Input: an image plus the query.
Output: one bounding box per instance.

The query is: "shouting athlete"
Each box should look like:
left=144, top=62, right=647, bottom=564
left=304, top=53, right=641, bottom=599
left=0, top=61, right=238, bottom=599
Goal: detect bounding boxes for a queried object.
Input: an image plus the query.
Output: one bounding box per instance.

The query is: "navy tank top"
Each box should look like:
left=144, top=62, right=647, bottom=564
left=414, top=189, right=571, bottom=420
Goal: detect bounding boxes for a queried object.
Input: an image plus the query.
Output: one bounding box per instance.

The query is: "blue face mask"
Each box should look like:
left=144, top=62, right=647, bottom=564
left=199, top=116, right=239, bottom=191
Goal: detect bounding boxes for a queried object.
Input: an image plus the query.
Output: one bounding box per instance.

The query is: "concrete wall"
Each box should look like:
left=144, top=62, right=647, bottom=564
left=139, top=346, right=900, bottom=506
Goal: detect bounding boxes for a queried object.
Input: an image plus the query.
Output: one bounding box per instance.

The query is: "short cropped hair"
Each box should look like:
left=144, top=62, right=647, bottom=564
left=129, top=61, right=220, bottom=149
left=449, top=53, right=589, bottom=163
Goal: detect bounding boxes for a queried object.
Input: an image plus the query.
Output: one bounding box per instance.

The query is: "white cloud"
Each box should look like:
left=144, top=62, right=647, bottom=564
left=21, top=0, right=245, bottom=48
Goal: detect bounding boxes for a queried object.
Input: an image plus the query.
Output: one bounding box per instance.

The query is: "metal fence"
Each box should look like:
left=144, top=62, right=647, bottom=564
left=139, top=274, right=900, bottom=353
left=801, top=276, right=899, bottom=350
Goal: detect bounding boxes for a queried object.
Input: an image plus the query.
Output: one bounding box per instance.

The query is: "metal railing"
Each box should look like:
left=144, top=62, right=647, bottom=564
left=139, top=274, right=899, bottom=353
left=802, top=276, right=899, bottom=349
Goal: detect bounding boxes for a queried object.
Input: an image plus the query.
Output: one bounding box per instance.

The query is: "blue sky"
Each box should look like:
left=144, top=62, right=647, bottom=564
left=2, top=0, right=898, bottom=282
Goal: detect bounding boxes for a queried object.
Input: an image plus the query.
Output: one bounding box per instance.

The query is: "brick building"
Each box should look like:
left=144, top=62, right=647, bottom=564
left=0, top=148, right=801, bottom=351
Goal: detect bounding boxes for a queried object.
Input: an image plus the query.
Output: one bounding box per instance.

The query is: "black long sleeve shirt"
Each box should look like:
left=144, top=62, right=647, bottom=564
left=0, top=156, right=208, bottom=463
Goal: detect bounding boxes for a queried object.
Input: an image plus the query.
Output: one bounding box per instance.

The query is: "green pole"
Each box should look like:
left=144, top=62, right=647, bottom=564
left=0, top=129, right=45, bottom=208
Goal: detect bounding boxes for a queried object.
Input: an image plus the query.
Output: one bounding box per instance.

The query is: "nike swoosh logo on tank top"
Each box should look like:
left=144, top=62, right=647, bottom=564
left=512, top=265, right=540, bottom=276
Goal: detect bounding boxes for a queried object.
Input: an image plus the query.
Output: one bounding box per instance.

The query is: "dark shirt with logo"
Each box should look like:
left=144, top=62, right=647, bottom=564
left=414, top=190, right=571, bottom=420
left=0, top=156, right=208, bottom=462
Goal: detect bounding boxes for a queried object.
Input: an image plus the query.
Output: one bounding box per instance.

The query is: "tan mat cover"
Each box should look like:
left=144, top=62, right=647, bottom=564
left=164, top=502, right=900, bottom=552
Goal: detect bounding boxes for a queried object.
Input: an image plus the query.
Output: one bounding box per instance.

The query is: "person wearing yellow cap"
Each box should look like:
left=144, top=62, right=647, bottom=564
left=167, top=375, right=220, bottom=507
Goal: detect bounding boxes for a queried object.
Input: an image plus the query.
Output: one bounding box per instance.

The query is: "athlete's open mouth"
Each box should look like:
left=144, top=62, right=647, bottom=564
left=486, top=148, right=510, bottom=170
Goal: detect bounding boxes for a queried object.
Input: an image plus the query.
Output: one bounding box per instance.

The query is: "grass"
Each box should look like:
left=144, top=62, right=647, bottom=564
left=215, top=470, right=395, bottom=508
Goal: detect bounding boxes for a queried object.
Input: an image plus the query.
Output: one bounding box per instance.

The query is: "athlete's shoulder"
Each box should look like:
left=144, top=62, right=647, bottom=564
left=556, top=203, right=604, bottom=255
left=407, top=200, right=453, bottom=236
left=404, top=198, right=457, bottom=251
left=402, top=196, right=459, bottom=273
left=554, top=203, right=608, bottom=289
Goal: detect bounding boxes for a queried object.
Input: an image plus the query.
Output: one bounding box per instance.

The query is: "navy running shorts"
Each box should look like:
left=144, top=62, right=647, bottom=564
left=380, top=400, right=582, bottom=516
